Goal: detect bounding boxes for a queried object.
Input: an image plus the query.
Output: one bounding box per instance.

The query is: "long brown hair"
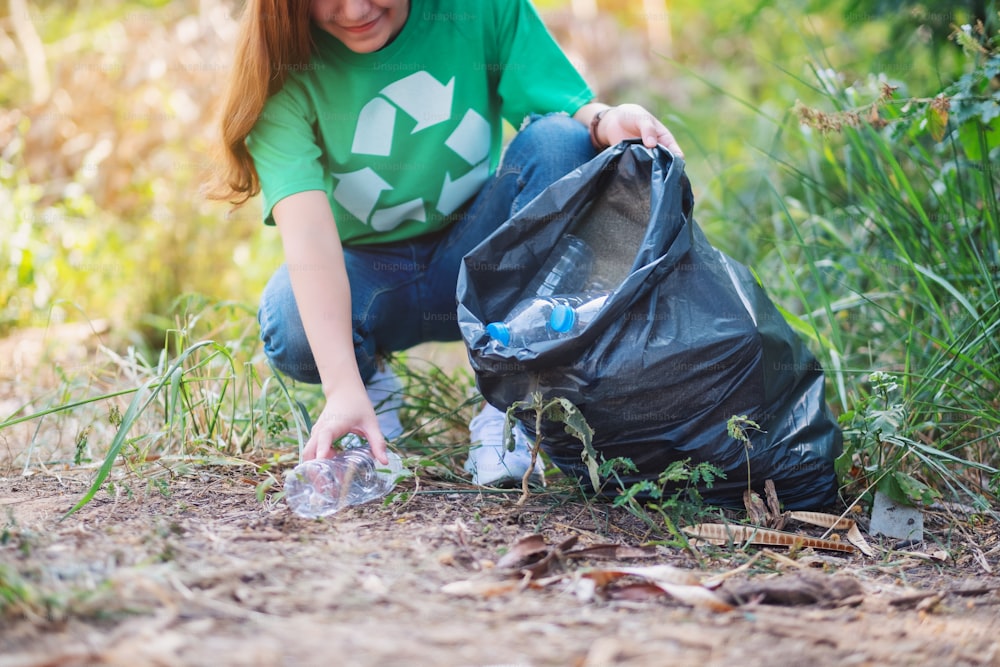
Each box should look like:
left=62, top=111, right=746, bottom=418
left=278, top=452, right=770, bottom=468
left=207, top=0, right=313, bottom=204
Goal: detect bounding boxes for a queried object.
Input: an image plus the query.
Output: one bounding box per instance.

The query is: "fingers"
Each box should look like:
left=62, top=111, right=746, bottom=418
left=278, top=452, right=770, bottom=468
left=366, top=429, right=389, bottom=465
left=637, top=116, right=683, bottom=157
left=655, top=128, right=684, bottom=158
left=634, top=114, right=661, bottom=148
left=303, top=421, right=338, bottom=460
left=302, top=409, right=389, bottom=464
left=607, top=104, right=684, bottom=158
left=302, top=438, right=319, bottom=461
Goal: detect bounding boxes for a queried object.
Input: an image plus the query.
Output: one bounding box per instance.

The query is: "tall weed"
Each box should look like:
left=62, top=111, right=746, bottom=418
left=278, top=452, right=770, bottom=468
left=764, top=28, right=1000, bottom=507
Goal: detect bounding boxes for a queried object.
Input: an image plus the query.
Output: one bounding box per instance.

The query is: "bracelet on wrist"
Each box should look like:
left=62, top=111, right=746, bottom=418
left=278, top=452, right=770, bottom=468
left=589, top=108, right=610, bottom=151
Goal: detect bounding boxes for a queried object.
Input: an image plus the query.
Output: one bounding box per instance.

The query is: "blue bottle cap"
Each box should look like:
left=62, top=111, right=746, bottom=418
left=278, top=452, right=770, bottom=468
left=485, top=322, right=511, bottom=346
left=549, top=305, right=576, bottom=333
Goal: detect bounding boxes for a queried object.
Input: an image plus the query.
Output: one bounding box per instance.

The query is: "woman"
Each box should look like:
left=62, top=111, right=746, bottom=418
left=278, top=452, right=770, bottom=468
left=210, top=0, right=682, bottom=486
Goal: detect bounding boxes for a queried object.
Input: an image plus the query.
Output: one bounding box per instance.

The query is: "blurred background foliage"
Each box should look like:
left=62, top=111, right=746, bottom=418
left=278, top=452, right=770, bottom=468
left=0, top=0, right=981, bottom=340
left=0, top=0, right=278, bottom=344
left=1, top=0, right=998, bottom=504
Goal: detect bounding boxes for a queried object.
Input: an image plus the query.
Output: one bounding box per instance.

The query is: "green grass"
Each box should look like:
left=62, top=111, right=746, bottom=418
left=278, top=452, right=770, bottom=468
left=746, top=38, right=1000, bottom=511
left=0, top=297, right=495, bottom=517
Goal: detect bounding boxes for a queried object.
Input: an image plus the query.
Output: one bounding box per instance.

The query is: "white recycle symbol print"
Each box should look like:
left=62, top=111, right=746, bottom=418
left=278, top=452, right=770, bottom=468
left=331, top=71, right=491, bottom=232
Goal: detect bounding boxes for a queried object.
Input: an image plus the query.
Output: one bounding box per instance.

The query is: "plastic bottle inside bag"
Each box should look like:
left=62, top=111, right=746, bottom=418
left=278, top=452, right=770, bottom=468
left=486, top=291, right=612, bottom=348
left=524, top=234, right=595, bottom=297
left=548, top=291, right=612, bottom=336
left=284, top=443, right=404, bottom=518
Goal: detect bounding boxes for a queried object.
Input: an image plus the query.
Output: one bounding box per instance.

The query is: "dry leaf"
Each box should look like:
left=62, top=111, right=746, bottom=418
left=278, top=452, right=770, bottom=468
left=744, top=481, right=788, bottom=529
left=496, top=534, right=549, bottom=569
left=468, top=534, right=732, bottom=611
left=744, top=489, right=768, bottom=526
left=895, top=550, right=951, bottom=563
left=683, top=523, right=857, bottom=554
left=787, top=511, right=853, bottom=529
left=581, top=566, right=733, bottom=612
left=845, top=524, right=875, bottom=556
left=656, top=581, right=735, bottom=612
left=787, top=511, right=876, bottom=557
left=564, top=544, right=658, bottom=560
left=441, top=579, right=524, bottom=598
left=605, top=582, right=669, bottom=601
left=580, top=569, right=629, bottom=588
left=593, top=564, right=704, bottom=586
left=925, top=104, right=948, bottom=141
left=764, top=480, right=784, bottom=527
left=553, top=535, right=580, bottom=553
left=496, top=535, right=579, bottom=578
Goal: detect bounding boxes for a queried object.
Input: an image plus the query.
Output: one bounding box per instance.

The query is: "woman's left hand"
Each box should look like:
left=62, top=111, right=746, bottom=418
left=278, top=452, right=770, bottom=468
left=601, top=103, right=683, bottom=157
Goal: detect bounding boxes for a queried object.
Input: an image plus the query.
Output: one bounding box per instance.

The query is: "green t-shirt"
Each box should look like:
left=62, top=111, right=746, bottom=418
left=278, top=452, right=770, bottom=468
left=246, top=0, right=593, bottom=245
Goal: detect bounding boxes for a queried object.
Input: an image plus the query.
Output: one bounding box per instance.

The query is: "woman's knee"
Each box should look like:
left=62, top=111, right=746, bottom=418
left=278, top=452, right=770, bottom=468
left=498, top=113, right=595, bottom=208
left=502, top=113, right=595, bottom=184
left=258, top=264, right=381, bottom=384
left=513, top=113, right=593, bottom=161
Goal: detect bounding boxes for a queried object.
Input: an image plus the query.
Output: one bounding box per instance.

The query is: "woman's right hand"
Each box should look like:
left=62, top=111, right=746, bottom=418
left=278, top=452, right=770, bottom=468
left=302, top=381, right=389, bottom=464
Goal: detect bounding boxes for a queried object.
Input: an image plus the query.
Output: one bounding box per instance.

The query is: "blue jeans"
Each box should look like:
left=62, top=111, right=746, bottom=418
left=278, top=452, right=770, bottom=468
left=258, top=113, right=596, bottom=383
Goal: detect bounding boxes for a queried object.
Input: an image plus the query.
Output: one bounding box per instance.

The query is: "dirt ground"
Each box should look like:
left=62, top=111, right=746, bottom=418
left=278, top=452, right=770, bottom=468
left=1, top=467, right=999, bottom=667
left=2, top=334, right=1000, bottom=667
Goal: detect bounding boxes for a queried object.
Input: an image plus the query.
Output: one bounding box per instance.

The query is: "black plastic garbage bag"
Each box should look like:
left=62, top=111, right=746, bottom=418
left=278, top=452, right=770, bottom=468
left=457, top=140, right=842, bottom=510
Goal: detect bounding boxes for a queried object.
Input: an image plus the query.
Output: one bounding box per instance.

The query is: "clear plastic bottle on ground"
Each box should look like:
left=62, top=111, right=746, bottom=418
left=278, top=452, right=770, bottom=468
left=485, top=291, right=611, bottom=348
left=284, top=444, right=404, bottom=519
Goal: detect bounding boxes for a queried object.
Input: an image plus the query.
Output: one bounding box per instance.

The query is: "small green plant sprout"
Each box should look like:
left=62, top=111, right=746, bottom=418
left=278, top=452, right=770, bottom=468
left=73, top=427, right=92, bottom=466
left=836, top=371, right=943, bottom=507
left=596, top=456, right=640, bottom=496
left=604, top=456, right=724, bottom=551
left=727, top=415, right=765, bottom=496
left=504, top=391, right=597, bottom=504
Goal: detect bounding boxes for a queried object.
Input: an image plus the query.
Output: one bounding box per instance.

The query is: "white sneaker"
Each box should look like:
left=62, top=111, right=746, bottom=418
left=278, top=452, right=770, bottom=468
left=465, top=404, right=545, bottom=487
left=366, top=365, right=404, bottom=440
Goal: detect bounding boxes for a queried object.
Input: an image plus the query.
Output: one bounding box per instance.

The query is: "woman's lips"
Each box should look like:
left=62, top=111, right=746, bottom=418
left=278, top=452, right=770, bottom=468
left=342, top=17, right=381, bottom=33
